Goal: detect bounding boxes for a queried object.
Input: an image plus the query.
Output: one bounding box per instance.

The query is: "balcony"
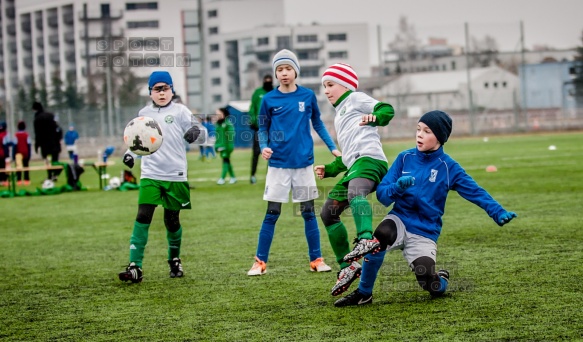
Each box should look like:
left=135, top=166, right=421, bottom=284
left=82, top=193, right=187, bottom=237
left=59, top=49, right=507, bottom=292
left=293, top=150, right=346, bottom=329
left=65, top=50, right=76, bottom=63
left=37, top=37, right=44, bottom=48
left=6, top=7, right=15, bottom=19
left=79, top=27, right=124, bottom=40
left=294, top=41, right=324, bottom=50
left=299, top=59, right=324, bottom=68
left=48, top=16, right=59, bottom=28
left=64, top=31, right=75, bottom=44
left=78, top=9, right=122, bottom=21
left=22, top=38, right=32, bottom=51
left=24, top=56, right=33, bottom=69
left=49, top=52, right=60, bottom=65
left=21, top=20, right=32, bottom=33
left=7, top=24, right=16, bottom=36
left=36, top=18, right=44, bottom=31
left=64, top=13, right=74, bottom=25
left=49, top=33, right=59, bottom=47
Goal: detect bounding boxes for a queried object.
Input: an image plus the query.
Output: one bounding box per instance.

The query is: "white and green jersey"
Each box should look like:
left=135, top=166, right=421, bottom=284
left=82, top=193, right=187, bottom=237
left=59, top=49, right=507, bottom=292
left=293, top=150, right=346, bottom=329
left=334, top=91, right=393, bottom=169
left=130, top=102, right=206, bottom=182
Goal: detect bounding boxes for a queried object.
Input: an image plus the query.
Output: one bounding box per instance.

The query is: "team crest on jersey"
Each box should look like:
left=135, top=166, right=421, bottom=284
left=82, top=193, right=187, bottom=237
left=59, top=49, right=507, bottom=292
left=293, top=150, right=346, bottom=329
left=164, top=115, right=174, bottom=124
left=339, top=107, right=347, bottom=116
left=298, top=102, right=305, bottom=112
left=429, top=169, right=438, bottom=182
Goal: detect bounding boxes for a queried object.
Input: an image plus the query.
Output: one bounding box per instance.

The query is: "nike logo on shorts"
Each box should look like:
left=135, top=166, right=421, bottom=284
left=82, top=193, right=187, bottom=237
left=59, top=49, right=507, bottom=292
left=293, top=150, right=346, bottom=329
left=181, top=202, right=190, bottom=207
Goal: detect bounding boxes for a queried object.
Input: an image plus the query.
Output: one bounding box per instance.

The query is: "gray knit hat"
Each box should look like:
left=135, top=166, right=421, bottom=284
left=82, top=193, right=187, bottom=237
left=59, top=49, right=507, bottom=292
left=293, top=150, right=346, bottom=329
left=419, top=110, right=453, bottom=145
left=272, top=49, right=300, bottom=78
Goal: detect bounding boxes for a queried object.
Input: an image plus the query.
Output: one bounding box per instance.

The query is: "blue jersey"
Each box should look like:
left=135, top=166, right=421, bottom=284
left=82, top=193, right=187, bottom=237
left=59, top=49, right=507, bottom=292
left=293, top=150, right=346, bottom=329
left=376, top=147, right=508, bottom=242
left=258, top=85, right=337, bottom=168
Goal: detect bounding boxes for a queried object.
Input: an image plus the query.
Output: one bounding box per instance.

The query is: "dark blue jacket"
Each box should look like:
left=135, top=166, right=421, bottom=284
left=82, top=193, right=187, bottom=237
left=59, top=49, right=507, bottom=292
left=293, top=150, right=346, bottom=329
left=376, top=147, right=507, bottom=242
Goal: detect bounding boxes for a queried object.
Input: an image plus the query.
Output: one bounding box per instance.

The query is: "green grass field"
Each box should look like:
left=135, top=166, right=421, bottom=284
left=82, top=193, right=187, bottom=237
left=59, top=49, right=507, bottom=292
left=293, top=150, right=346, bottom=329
left=1, top=131, right=582, bottom=341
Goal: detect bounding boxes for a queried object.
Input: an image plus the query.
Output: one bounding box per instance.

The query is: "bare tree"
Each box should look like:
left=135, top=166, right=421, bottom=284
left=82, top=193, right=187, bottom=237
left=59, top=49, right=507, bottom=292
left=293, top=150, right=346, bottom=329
left=471, top=35, right=500, bottom=67
left=388, top=16, right=421, bottom=72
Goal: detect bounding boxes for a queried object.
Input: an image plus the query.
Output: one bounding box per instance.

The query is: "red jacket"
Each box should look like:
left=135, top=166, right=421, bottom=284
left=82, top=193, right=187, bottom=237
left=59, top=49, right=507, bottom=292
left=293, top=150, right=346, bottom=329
left=14, top=131, right=31, bottom=160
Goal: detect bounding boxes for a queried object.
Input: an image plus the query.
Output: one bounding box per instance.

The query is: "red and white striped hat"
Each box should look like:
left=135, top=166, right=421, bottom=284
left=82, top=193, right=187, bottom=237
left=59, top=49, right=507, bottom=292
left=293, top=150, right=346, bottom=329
left=321, top=63, right=358, bottom=91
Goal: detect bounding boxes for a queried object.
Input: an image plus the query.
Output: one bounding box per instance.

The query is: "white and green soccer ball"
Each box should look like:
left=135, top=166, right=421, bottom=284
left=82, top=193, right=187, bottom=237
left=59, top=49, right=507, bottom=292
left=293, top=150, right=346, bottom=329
left=123, top=116, right=164, bottom=156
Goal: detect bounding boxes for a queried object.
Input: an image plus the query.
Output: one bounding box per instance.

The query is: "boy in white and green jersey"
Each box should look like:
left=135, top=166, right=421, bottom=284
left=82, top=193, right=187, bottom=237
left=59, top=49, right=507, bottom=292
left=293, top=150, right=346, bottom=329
left=118, top=71, right=206, bottom=283
left=315, top=63, right=395, bottom=296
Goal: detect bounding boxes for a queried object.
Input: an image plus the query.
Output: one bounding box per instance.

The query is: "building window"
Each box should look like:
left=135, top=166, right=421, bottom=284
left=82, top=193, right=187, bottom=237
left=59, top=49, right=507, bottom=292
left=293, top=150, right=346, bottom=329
left=210, top=60, right=220, bottom=68
left=298, top=50, right=318, bottom=60
left=257, top=37, right=269, bottom=46
left=257, top=53, right=270, bottom=63
left=277, top=36, right=290, bottom=50
left=297, top=34, right=317, bottom=42
left=210, top=43, right=219, bottom=52
left=209, top=27, right=218, bottom=35
left=211, top=77, right=221, bottom=85
left=212, top=94, right=222, bottom=102
left=302, top=67, right=319, bottom=77
left=126, top=2, right=158, bottom=10
left=328, top=51, right=347, bottom=59
left=502, top=81, right=507, bottom=88
left=484, top=82, right=489, bottom=88
left=127, top=20, right=159, bottom=29
left=328, top=33, right=347, bottom=42
left=208, top=9, right=217, bottom=18
left=451, top=61, right=456, bottom=70
left=493, top=82, right=498, bottom=88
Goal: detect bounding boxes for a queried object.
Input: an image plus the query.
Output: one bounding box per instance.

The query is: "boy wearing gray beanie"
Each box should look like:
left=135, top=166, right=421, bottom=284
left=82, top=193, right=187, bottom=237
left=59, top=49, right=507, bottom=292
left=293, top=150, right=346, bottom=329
left=247, top=49, right=341, bottom=276
left=334, top=110, right=517, bottom=307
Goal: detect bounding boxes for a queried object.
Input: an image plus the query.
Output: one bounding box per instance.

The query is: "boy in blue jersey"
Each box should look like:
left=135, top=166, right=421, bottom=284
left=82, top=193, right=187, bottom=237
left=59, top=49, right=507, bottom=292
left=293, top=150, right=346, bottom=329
left=247, top=49, right=341, bottom=276
left=334, top=110, right=517, bottom=306
left=315, top=63, right=395, bottom=296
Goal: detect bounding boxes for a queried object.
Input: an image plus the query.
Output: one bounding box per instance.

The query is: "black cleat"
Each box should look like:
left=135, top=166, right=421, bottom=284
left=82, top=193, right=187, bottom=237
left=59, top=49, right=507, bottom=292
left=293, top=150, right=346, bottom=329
left=168, top=258, right=184, bottom=278
left=119, top=262, right=143, bottom=283
left=334, top=288, right=373, bottom=307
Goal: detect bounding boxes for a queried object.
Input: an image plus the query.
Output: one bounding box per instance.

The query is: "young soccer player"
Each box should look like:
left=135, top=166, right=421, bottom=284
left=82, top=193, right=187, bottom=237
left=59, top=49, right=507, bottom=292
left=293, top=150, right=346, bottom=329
left=13, top=120, right=32, bottom=185
left=247, top=49, right=341, bottom=276
left=334, top=110, right=517, bottom=306
left=314, top=63, right=395, bottom=296
left=118, top=71, right=206, bottom=283
left=214, top=107, right=236, bottom=185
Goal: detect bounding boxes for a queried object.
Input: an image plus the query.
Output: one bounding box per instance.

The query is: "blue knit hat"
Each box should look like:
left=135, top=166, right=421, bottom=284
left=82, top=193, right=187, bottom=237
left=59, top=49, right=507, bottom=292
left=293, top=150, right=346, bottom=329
left=419, top=110, right=453, bottom=145
left=148, top=71, right=174, bottom=94
left=272, top=49, right=300, bottom=78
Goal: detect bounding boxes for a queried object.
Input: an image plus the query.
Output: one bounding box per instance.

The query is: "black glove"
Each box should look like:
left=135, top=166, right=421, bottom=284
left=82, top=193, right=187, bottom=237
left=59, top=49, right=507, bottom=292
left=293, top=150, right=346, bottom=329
left=123, top=153, right=134, bottom=169
left=184, top=126, right=201, bottom=144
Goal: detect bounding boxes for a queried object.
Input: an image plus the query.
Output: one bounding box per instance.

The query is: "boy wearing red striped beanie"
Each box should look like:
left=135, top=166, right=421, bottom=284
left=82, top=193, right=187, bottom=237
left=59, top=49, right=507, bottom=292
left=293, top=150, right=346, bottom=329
left=315, top=63, right=396, bottom=297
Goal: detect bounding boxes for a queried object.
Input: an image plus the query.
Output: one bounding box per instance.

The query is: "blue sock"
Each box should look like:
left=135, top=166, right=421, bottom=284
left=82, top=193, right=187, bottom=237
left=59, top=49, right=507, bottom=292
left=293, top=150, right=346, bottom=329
left=302, top=211, right=321, bottom=261
left=256, top=213, right=279, bottom=262
left=358, top=250, right=386, bottom=296
left=435, top=276, right=448, bottom=295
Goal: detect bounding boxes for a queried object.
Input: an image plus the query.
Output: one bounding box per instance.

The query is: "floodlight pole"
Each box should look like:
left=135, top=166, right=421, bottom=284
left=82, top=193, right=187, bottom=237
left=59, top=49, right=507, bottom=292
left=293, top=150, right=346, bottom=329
left=464, top=22, right=475, bottom=135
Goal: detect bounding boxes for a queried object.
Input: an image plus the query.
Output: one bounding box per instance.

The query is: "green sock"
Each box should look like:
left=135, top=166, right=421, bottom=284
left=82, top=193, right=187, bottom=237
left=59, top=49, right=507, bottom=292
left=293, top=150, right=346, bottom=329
left=325, top=222, right=351, bottom=268
left=350, top=196, right=373, bottom=240
left=167, top=227, right=182, bottom=260
left=227, top=163, right=235, bottom=178
left=221, top=162, right=228, bottom=178
left=129, top=221, right=150, bottom=268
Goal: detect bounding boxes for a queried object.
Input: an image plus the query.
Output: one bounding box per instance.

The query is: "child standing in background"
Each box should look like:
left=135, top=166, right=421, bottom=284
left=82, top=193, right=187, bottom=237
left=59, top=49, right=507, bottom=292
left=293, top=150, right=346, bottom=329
left=214, top=107, right=236, bottom=185
left=13, top=121, right=32, bottom=185
left=64, top=124, right=79, bottom=160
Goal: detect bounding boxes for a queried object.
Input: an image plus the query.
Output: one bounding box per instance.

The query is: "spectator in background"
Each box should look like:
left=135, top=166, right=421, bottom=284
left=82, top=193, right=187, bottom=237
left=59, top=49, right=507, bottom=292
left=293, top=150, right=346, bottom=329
left=214, top=107, right=236, bottom=184
left=203, top=117, right=216, bottom=159
left=248, top=75, right=273, bottom=184
left=32, top=102, right=62, bottom=181
left=0, top=121, right=8, bottom=186
left=64, top=124, right=79, bottom=160
left=12, top=120, right=32, bottom=185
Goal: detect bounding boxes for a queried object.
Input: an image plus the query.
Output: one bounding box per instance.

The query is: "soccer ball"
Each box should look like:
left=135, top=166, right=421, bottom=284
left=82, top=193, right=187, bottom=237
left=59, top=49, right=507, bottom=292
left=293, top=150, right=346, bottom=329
left=109, top=177, right=121, bottom=189
left=123, top=116, right=164, bottom=156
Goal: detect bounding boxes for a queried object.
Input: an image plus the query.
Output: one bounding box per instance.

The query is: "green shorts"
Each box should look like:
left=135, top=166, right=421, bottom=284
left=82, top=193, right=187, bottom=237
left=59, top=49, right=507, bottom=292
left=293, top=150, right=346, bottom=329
left=328, top=157, right=388, bottom=202
left=138, top=178, right=192, bottom=211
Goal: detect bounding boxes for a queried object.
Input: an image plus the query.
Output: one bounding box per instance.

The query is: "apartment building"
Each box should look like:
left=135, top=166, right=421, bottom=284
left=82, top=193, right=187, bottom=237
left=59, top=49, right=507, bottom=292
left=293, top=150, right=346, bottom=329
left=3, top=0, right=371, bottom=118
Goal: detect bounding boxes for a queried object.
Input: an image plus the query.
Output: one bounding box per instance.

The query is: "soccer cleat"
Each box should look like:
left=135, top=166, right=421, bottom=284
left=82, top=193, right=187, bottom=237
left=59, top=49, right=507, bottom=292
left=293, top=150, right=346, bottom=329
left=217, top=178, right=225, bottom=185
left=168, top=257, right=184, bottom=278
left=334, top=288, right=373, bottom=307
left=247, top=256, right=266, bottom=276
left=310, top=257, right=332, bottom=272
left=118, top=262, right=143, bottom=283
left=229, top=177, right=237, bottom=184
left=342, top=237, right=381, bottom=263
left=250, top=176, right=257, bottom=184
left=437, top=269, right=450, bottom=282
left=331, top=261, right=362, bottom=296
